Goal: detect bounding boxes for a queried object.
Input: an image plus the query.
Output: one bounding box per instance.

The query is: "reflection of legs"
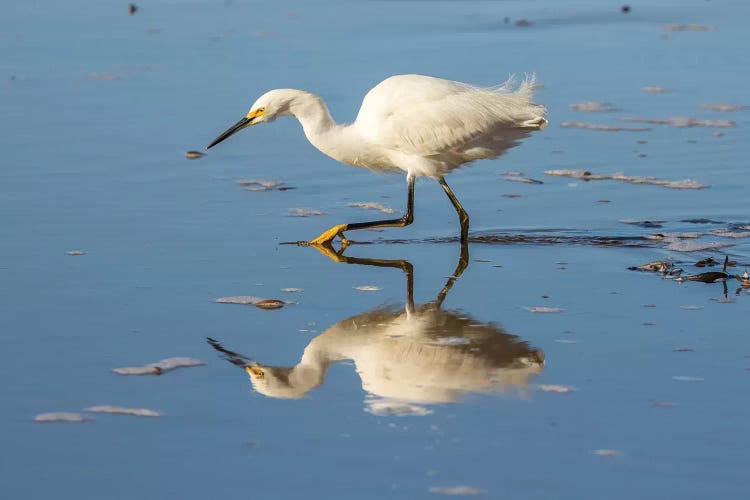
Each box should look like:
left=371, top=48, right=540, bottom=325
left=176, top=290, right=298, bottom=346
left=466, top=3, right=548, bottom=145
left=435, top=240, right=469, bottom=308
left=308, top=245, right=415, bottom=312
left=303, top=175, right=415, bottom=246
left=438, top=176, right=469, bottom=244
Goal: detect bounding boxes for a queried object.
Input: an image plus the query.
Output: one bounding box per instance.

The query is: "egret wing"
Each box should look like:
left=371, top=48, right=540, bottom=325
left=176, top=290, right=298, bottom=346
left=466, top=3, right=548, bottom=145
left=356, top=75, right=546, bottom=158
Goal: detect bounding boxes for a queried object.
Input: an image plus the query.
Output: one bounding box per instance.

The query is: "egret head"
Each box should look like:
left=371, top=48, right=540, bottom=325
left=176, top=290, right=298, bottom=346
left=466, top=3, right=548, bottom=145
left=244, top=364, right=313, bottom=399
left=207, top=90, right=294, bottom=149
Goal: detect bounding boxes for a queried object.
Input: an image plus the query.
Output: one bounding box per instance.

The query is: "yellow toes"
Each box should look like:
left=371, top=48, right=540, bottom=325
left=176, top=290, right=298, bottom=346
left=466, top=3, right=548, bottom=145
left=308, top=243, right=347, bottom=263
left=308, top=224, right=348, bottom=246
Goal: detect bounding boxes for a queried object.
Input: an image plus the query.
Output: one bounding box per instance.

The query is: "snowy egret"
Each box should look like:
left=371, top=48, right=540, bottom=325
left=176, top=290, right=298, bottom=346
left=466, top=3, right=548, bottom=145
left=208, top=74, right=547, bottom=245
left=208, top=252, right=545, bottom=408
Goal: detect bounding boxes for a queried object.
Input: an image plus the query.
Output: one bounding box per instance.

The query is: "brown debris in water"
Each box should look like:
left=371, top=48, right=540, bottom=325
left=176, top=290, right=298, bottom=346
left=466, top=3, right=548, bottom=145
left=621, top=219, right=665, bottom=228
left=255, top=299, right=286, bottom=310
left=695, top=257, right=719, bottom=267
left=216, top=295, right=294, bottom=309
left=630, top=260, right=671, bottom=273
left=185, top=151, right=205, bottom=160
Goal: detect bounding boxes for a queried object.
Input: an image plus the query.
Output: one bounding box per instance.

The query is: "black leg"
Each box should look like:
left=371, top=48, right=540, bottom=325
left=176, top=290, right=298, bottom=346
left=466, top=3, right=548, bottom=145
left=304, top=174, right=415, bottom=246
left=438, top=176, right=469, bottom=244
left=346, top=174, right=414, bottom=231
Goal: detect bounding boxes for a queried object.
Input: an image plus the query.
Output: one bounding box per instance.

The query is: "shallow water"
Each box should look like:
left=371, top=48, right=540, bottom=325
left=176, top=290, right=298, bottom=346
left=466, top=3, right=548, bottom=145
left=2, top=0, right=749, bottom=498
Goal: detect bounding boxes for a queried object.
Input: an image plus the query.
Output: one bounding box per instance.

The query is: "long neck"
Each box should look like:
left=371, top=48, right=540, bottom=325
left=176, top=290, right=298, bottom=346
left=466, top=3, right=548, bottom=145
left=286, top=91, right=360, bottom=165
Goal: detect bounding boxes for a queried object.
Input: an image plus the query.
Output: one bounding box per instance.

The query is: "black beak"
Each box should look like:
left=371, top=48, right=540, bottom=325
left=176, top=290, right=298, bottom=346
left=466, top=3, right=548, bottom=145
left=207, top=116, right=254, bottom=149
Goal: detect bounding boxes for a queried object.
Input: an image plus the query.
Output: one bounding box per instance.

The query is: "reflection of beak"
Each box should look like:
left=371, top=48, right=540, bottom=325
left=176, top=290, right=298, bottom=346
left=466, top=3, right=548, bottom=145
left=245, top=365, right=265, bottom=379
left=207, top=116, right=254, bottom=149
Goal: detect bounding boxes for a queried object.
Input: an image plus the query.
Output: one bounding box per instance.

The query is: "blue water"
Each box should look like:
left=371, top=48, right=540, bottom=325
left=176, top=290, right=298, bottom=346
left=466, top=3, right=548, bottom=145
left=2, top=0, right=749, bottom=498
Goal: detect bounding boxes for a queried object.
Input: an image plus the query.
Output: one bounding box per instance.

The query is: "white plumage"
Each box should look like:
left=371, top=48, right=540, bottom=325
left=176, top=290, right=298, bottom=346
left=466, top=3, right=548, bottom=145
left=211, top=303, right=545, bottom=407
left=208, top=74, right=547, bottom=245
left=356, top=75, right=546, bottom=172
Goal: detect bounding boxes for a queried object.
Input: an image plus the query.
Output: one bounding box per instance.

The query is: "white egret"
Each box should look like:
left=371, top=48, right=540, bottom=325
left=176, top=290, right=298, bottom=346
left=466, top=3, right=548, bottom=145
left=208, top=74, right=547, bottom=245
left=208, top=252, right=545, bottom=410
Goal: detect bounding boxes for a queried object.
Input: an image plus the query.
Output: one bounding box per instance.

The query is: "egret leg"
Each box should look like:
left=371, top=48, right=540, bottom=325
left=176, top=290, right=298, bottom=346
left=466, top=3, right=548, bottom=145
left=303, top=175, right=415, bottom=246
left=437, top=177, right=470, bottom=244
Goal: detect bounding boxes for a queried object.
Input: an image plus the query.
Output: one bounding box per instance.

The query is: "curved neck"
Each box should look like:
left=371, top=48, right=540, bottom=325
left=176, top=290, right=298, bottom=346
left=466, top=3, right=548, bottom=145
left=285, top=90, right=337, bottom=136
left=284, top=90, right=360, bottom=165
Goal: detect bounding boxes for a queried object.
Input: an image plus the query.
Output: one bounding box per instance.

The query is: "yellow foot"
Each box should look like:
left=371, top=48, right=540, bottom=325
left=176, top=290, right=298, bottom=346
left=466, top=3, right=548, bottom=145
left=305, top=224, right=348, bottom=246
left=307, top=242, right=347, bottom=263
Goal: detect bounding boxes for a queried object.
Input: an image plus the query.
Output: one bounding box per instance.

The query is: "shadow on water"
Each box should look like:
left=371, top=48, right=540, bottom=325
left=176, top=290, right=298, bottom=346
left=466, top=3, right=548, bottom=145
left=208, top=242, right=545, bottom=416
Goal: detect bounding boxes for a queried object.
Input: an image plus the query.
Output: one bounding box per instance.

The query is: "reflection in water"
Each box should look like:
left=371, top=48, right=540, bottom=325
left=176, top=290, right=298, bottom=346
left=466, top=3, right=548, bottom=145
left=209, top=244, right=545, bottom=415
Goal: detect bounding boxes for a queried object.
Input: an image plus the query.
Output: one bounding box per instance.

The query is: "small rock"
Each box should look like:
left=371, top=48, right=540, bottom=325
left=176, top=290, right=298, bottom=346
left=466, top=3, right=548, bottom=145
left=255, top=299, right=286, bottom=310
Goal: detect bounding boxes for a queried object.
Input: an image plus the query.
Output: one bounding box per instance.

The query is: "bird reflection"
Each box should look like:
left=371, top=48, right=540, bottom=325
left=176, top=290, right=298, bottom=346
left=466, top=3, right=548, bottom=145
left=208, top=243, right=545, bottom=415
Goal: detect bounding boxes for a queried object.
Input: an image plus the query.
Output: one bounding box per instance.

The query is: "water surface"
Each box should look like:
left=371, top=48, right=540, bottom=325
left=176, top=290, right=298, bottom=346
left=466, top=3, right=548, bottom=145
left=2, top=0, right=749, bottom=498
